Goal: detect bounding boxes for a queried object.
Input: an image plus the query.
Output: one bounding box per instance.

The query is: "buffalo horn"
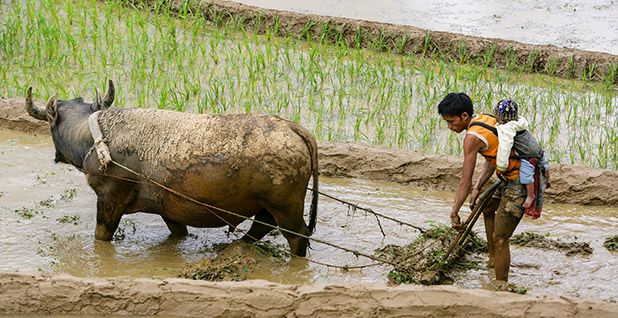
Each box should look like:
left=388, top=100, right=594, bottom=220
left=25, top=87, right=47, bottom=121
left=92, top=88, right=104, bottom=111
left=102, top=79, right=114, bottom=109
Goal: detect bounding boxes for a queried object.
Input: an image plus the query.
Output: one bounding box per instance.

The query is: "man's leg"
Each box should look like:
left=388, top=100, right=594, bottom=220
left=483, top=197, right=500, bottom=268
left=493, top=182, right=526, bottom=282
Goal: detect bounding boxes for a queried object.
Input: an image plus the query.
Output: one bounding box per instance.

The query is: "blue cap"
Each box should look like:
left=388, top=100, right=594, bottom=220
left=494, top=99, right=518, bottom=123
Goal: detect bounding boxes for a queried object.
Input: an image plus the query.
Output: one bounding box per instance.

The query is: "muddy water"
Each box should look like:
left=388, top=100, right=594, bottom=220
left=233, top=0, right=618, bottom=55
left=1, top=127, right=617, bottom=302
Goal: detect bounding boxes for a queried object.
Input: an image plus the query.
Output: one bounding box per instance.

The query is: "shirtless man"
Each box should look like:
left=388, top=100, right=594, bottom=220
left=437, top=92, right=530, bottom=283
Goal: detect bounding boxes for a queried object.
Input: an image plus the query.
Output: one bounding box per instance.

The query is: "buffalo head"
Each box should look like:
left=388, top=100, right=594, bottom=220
left=25, top=80, right=115, bottom=126
left=25, top=80, right=115, bottom=166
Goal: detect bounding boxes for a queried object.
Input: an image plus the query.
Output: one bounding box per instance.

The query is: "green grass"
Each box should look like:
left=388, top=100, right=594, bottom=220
left=0, top=0, right=616, bottom=169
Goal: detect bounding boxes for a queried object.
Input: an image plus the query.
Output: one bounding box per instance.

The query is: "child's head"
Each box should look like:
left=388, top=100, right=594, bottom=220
left=494, top=99, right=518, bottom=124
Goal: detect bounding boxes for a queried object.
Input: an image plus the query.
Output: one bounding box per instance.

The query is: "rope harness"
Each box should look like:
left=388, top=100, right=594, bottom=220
left=83, top=112, right=435, bottom=269
left=88, top=111, right=112, bottom=170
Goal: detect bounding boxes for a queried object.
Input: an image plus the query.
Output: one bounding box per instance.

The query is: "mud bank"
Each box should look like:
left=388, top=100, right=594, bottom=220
left=137, top=0, right=618, bottom=83
left=3, top=96, right=618, bottom=206
left=317, top=140, right=618, bottom=206
left=1, top=271, right=617, bottom=318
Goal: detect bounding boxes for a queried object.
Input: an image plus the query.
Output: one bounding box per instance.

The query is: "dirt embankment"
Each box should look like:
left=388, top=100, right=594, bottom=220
left=0, top=97, right=49, bottom=135
left=147, top=0, right=618, bottom=83
left=4, top=96, right=618, bottom=206
left=1, top=271, right=618, bottom=318
left=317, top=140, right=618, bottom=206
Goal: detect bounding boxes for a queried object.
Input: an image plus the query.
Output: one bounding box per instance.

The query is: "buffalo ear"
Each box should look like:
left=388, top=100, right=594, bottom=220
left=46, top=94, right=58, bottom=127
left=90, top=88, right=104, bottom=111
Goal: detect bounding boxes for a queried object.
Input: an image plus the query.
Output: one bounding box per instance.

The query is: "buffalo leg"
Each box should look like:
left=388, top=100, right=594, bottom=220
left=162, top=216, right=188, bottom=236
left=267, top=202, right=311, bottom=257
left=240, top=209, right=276, bottom=243
left=94, top=199, right=126, bottom=241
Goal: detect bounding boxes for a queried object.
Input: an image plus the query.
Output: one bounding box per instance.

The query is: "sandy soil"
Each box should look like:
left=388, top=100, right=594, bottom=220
left=158, top=0, right=618, bottom=83
left=3, top=96, right=618, bottom=316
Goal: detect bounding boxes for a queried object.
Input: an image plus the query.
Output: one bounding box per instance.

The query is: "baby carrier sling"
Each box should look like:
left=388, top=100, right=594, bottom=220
left=469, top=117, right=548, bottom=217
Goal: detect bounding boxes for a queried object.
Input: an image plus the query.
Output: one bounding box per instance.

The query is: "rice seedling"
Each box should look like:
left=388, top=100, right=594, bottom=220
left=526, top=49, right=540, bottom=72
left=567, top=55, right=576, bottom=78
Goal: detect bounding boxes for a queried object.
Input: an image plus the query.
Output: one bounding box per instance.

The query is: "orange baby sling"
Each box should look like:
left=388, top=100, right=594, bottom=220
left=467, top=114, right=521, bottom=180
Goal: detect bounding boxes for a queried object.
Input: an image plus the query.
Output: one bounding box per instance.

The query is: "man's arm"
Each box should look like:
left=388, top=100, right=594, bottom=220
left=450, top=134, right=485, bottom=230
left=470, top=160, right=496, bottom=209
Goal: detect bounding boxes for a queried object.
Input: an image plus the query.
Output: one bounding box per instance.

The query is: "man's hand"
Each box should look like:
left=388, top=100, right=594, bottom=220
left=450, top=214, right=465, bottom=232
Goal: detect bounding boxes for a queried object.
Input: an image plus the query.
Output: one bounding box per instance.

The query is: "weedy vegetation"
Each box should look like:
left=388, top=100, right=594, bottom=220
left=375, top=221, right=487, bottom=285
left=603, top=235, right=618, bottom=252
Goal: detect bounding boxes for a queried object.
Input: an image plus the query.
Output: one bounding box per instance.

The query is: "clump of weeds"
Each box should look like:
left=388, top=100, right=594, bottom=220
left=35, top=172, right=56, bottom=184
left=510, top=232, right=593, bottom=256
left=113, top=219, right=138, bottom=241
left=604, top=235, right=618, bottom=252
left=39, top=188, right=78, bottom=208
left=37, top=233, right=86, bottom=271
left=13, top=207, right=41, bottom=219
left=56, top=214, right=80, bottom=225
left=494, top=281, right=528, bottom=294
left=375, top=221, right=486, bottom=285
left=180, top=240, right=288, bottom=282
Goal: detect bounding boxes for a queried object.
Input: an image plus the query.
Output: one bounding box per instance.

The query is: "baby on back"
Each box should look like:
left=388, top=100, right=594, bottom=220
left=494, top=99, right=550, bottom=219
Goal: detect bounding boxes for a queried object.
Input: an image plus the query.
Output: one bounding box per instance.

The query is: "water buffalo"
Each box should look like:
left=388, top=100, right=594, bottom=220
left=25, top=81, right=318, bottom=256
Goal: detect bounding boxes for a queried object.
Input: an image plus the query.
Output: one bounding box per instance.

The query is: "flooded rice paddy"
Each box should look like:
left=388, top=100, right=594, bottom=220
left=234, top=0, right=618, bottom=55
left=1, top=127, right=617, bottom=302
left=2, top=0, right=618, bottom=171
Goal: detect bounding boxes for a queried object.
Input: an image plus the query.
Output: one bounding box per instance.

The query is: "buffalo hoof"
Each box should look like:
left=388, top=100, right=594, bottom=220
left=94, top=224, right=114, bottom=241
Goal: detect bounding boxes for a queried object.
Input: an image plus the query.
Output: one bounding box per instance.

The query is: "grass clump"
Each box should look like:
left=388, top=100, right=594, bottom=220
left=603, top=235, right=618, bottom=252
left=56, top=214, right=81, bottom=225
left=510, top=232, right=593, bottom=256
left=180, top=241, right=288, bottom=281
left=13, top=207, right=40, bottom=219
left=375, top=221, right=486, bottom=285
left=494, top=282, right=528, bottom=294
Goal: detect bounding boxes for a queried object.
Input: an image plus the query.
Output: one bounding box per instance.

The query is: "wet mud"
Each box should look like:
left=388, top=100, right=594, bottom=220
left=232, top=0, right=618, bottom=56
left=142, top=0, right=618, bottom=83
left=317, top=140, right=618, bottom=206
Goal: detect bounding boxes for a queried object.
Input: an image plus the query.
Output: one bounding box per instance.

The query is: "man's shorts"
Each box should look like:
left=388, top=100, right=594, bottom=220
left=490, top=179, right=526, bottom=239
